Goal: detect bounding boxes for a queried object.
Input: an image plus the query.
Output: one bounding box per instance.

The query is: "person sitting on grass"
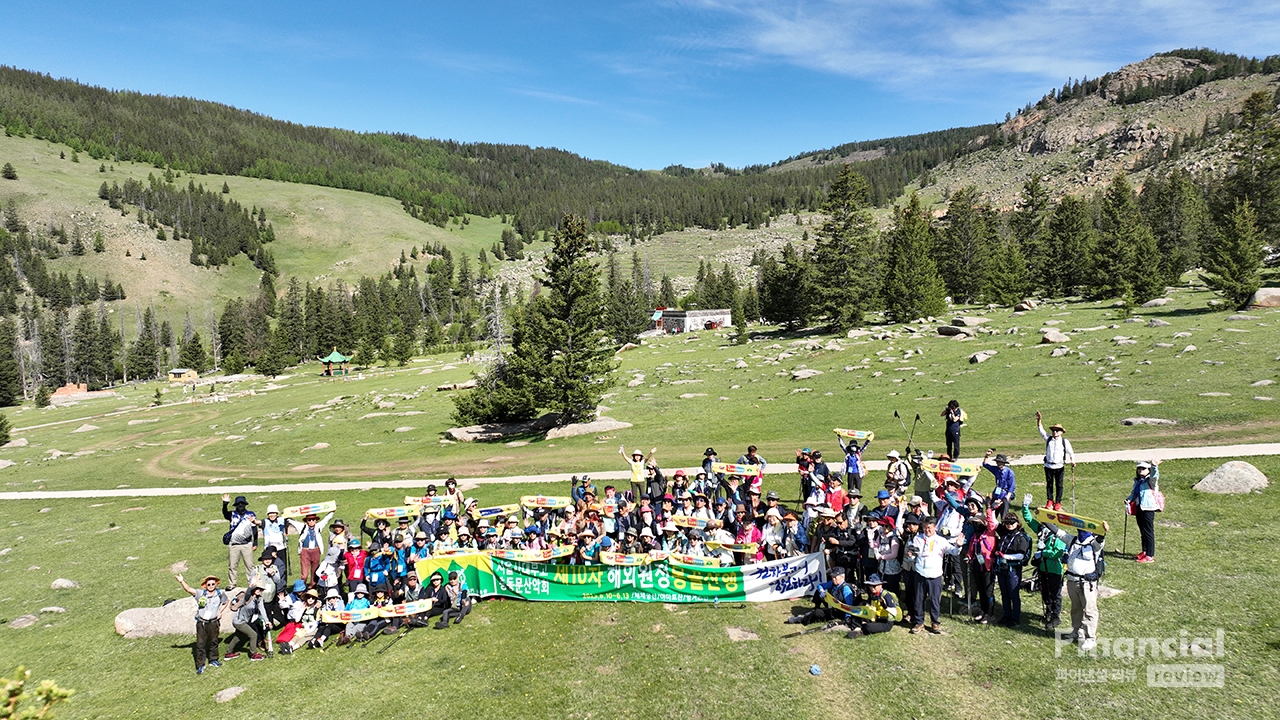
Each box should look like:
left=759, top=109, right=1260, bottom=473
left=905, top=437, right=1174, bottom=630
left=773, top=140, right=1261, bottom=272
left=846, top=573, right=901, bottom=639
left=784, top=565, right=857, bottom=626
left=311, top=588, right=346, bottom=649
left=276, top=588, right=320, bottom=654
left=337, top=584, right=371, bottom=645
left=224, top=581, right=269, bottom=661
left=434, top=571, right=472, bottom=629
left=175, top=573, right=228, bottom=675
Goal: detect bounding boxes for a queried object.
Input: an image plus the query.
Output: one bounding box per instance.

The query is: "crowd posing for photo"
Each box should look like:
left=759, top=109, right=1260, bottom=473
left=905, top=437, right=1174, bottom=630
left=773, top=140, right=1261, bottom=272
left=179, top=408, right=1162, bottom=674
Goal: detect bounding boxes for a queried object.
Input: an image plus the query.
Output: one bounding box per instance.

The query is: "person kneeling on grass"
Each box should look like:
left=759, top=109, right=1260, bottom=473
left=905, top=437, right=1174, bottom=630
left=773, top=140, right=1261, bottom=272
left=224, top=581, right=270, bottom=661
left=175, top=573, right=228, bottom=675
left=846, top=574, right=901, bottom=639
left=784, top=566, right=858, bottom=626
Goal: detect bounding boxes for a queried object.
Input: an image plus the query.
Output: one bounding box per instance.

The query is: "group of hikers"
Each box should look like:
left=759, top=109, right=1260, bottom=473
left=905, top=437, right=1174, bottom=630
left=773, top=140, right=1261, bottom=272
left=179, top=406, right=1164, bottom=674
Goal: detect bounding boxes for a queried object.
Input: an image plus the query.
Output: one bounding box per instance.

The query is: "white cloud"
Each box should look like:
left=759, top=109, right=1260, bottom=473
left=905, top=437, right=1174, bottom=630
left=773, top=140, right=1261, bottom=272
left=675, top=0, right=1280, bottom=93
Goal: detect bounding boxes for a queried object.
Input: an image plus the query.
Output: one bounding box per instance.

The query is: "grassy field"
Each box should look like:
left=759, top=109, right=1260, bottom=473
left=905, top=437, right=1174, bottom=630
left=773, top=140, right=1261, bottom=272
left=0, top=280, right=1275, bottom=494
left=0, top=133, right=513, bottom=326
left=0, top=455, right=1275, bottom=719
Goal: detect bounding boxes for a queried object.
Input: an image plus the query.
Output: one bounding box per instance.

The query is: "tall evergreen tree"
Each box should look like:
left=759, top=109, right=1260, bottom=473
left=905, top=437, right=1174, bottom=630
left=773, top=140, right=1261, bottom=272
left=1011, top=175, right=1051, bottom=292
left=70, top=307, right=103, bottom=386
left=1221, top=90, right=1280, bottom=242
left=1202, top=199, right=1265, bottom=308
left=1141, top=169, right=1211, bottom=286
left=658, top=274, right=677, bottom=308
left=935, top=186, right=995, bottom=303
left=258, top=272, right=277, bottom=316
left=758, top=243, right=813, bottom=329
left=278, top=277, right=306, bottom=358
left=1044, top=196, right=1096, bottom=296
left=1090, top=175, right=1161, bottom=303
left=881, top=195, right=947, bottom=323
left=810, top=166, right=880, bottom=330
left=0, top=319, right=20, bottom=406
left=983, top=236, right=1030, bottom=305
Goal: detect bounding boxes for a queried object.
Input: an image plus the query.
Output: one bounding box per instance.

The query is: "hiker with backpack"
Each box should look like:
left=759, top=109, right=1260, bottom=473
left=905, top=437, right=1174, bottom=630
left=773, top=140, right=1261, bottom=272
left=1063, top=522, right=1108, bottom=652
left=1126, top=460, right=1162, bottom=563
left=1036, top=412, right=1074, bottom=510
left=1021, top=494, right=1067, bottom=632
left=994, top=512, right=1030, bottom=626
left=221, top=495, right=258, bottom=588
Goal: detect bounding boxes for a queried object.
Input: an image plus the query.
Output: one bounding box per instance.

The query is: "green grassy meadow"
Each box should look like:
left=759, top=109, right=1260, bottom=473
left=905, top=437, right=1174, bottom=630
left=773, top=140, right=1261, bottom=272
left=0, top=456, right=1276, bottom=719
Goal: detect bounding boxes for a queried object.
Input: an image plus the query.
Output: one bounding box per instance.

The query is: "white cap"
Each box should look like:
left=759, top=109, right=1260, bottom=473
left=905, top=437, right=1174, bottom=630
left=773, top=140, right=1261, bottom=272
left=887, top=450, right=900, bottom=459
left=267, top=504, right=279, bottom=514
left=765, top=508, right=782, bottom=519
left=633, top=449, right=643, bottom=456
left=639, top=527, right=655, bottom=538
left=661, top=521, right=677, bottom=533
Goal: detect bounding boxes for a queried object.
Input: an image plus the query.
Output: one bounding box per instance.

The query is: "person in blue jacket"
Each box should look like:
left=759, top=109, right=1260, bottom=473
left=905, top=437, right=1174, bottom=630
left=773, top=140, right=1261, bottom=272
left=783, top=566, right=859, bottom=625
left=363, top=543, right=391, bottom=587
left=837, top=435, right=872, bottom=493
left=982, top=451, right=1017, bottom=518
left=1126, top=460, right=1161, bottom=563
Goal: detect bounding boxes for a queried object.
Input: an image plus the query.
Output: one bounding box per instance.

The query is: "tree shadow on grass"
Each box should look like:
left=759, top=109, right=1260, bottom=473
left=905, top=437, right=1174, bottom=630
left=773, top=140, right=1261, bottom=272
left=1139, top=306, right=1222, bottom=318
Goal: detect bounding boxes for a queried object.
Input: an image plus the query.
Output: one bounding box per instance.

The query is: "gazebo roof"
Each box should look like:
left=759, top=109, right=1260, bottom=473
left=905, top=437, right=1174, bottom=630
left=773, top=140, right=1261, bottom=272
left=320, top=350, right=351, bottom=363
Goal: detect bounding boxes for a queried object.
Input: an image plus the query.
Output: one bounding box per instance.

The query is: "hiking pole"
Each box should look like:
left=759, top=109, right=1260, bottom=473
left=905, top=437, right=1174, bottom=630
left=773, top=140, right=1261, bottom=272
left=894, top=410, right=910, bottom=439
left=377, top=623, right=412, bottom=655
left=1070, top=466, right=1076, bottom=514
left=1122, top=509, right=1129, bottom=559
left=907, top=414, right=922, bottom=453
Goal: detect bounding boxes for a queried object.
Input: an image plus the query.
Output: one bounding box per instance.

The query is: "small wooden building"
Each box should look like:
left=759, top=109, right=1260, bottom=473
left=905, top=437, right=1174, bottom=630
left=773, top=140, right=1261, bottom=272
left=319, top=349, right=352, bottom=376
left=651, top=308, right=733, bottom=333
left=167, top=368, right=199, bottom=383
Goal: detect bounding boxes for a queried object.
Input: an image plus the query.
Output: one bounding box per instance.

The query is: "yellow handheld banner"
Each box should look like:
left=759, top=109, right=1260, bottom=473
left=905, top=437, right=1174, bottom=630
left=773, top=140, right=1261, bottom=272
left=669, top=553, right=721, bottom=568
left=320, top=606, right=379, bottom=623
left=833, top=429, right=875, bottom=441
left=918, top=458, right=981, bottom=477
left=403, top=495, right=456, bottom=509
left=671, top=514, right=711, bottom=530
left=520, top=495, right=573, bottom=509
left=709, top=462, right=760, bottom=477
left=281, top=501, right=336, bottom=518
left=600, top=552, right=652, bottom=566
left=488, top=548, right=568, bottom=563
left=365, top=506, right=417, bottom=520
left=432, top=548, right=484, bottom=558
left=706, top=541, right=759, bottom=554
left=1032, top=507, right=1108, bottom=535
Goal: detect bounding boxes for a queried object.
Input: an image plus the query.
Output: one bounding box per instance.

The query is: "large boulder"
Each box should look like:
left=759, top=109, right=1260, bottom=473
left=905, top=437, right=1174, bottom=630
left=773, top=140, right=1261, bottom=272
left=937, top=325, right=975, bottom=337
left=951, top=316, right=991, bottom=327
left=1249, top=288, right=1280, bottom=308
left=115, top=595, right=236, bottom=638
left=446, top=413, right=561, bottom=442
left=1193, top=461, right=1269, bottom=494
left=969, top=350, right=998, bottom=364
left=545, top=417, right=633, bottom=440
left=791, top=368, right=824, bottom=380
left=1040, top=329, right=1071, bottom=344
left=1121, top=417, right=1177, bottom=426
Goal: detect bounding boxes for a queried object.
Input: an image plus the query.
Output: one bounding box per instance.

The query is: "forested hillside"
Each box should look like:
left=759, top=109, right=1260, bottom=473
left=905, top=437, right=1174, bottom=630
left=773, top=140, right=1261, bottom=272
left=0, top=66, right=986, bottom=234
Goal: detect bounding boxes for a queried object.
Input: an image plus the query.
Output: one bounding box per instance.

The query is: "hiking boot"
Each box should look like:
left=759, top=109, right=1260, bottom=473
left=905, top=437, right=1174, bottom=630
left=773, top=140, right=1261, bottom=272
left=434, top=621, right=450, bottom=630
left=927, top=623, right=942, bottom=634
left=910, top=624, right=923, bottom=634
left=1137, top=554, right=1155, bottom=564
left=335, top=633, right=349, bottom=647
left=845, top=627, right=863, bottom=639
left=382, top=626, right=397, bottom=635
left=249, top=653, right=265, bottom=661
left=279, top=644, right=293, bottom=655
left=784, top=616, right=804, bottom=624
left=207, top=660, right=221, bottom=668
left=223, top=653, right=240, bottom=660
left=975, top=615, right=988, bottom=625
left=196, top=666, right=204, bottom=675
left=1079, top=638, right=1097, bottom=652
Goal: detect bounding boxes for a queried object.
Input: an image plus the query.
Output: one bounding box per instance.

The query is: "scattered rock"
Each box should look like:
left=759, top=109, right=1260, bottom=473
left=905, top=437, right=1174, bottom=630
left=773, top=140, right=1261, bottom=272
left=115, top=595, right=235, bottom=638
left=1256, top=396, right=1274, bottom=401
left=1225, top=314, right=1259, bottom=321
left=51, top=579, right=81, bottom=590
left=1147, top=319, right=1171, bottom=327
left=789, top=388, right=813, bottom=394
left=214, top=687, right=246, bottom=704
left=735, top=360, right=749, bottom=369
left=617, top=342, right=639, bottom=353
left=678, top=393, right=707, bottom=399
left=1050, top=346, right=1071, bottom=358
left=791, top=369, right=824, bottom=380
left=1193, top=461, right=1269, bottom=494
left=1173, top=332, right=1192, bottom=339
left=937, top=325, right=975, bottom=337
left=393, top=426, right=416, bottom=433
left=435, top=379, right=478, bottom=392
left=1121, top=417, right=1177, bottom=426
left=1097, top=586, right=1124, bottom=600
left=40, top=606, right=67, bottom=613
left=4, top=437, right=28, bottom=447
left=1140, top=298, right=1169, bottom=307
left=1198, top=392, right=1231, bottom=397
left=127, top=418, right=159, bottom=426
left=301, top=442, right=329, bottom=452
left=0, top=460, right=13, bottom=471
left=627, top=376, right=645, bottom=388
left=1251, top=379, right=1274, bottom=387
left=377, top=401, right=396, bottom=410
left=446, top=413, right=561, bottom=442
left=71, top=424, right=99, bottom=433
left=170, top=561, right=189, bottom=574
left=951, top=316, right=991, bottom=327
left=1133, top=400, right=1163, bottom=405
left=545, top=417, right=633, bottom=440
left=1181, top=345, right=1197, bottom=353
left=969, top=350, right=998, bottom=364
left=725, top=627, right=759, bottom=641
left=8, top=615, right=39, bottom=629
left=1041, top=330, right=1071, bottom=344
left=1248, top=288, right=1280, bottom=308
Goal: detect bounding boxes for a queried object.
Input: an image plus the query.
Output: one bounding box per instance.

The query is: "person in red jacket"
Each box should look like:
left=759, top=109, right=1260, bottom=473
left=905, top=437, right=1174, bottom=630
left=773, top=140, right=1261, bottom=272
left=734, top=509, right=764, bottom=564
left=343, top=537, right=367, bottom=590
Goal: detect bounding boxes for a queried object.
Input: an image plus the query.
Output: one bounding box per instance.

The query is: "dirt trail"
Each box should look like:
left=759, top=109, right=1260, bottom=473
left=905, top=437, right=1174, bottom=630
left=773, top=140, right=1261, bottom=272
left=1, top=442, right=1276, bottom=501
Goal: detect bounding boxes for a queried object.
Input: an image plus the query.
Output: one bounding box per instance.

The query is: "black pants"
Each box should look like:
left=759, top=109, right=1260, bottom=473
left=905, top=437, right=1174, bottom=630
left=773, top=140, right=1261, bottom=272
left=882, top=572, right=901, bottom=599
left=194, top=618, right=220, bottom=668
left=996, top=564, right=1023, bottom=623
left=913, top=576, right=942, bottom=625
left=1045, top=467, right=1065, bottom=503
left=1136, top=509, right=1156, bottom=557
left=902, top=571, right=918, bottom=624
left=945, top=428, right=960, bottom=459
left=848, top=471, right=863, bottom=493
left=435, top=602, right=471, bottom=628
left=943, top=554, right=963, bottom=592
left=1040, top=571, right=1063, bottom=627
left=970, top=563, right=995, bottom=616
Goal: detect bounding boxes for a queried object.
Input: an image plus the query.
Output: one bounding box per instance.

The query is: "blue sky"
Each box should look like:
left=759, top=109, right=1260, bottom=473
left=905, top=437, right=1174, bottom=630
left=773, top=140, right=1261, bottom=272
left=4, top=1, right=1278, bottom=169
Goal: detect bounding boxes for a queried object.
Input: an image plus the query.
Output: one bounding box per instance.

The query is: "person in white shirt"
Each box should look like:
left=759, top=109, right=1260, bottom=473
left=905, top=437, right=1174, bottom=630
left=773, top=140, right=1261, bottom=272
left=1064, top=525, right=1108, bottom=652
left=1036, top=411, right=1075, bottom=511
left=909, top=516, right=960, bottom=635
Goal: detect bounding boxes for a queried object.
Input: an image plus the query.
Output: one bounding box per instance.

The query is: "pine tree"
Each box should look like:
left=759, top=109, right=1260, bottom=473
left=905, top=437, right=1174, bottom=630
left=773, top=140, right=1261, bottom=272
left=35, top=384, right=50, bottom=408
left=1141, top=169, right=1211, bottom=286
left=70, top=229, right=86, bottom=256
left=758, top=243, right=813, bottom=329
left=38, top=309, right=67, bottom=389
left=0, top=412, right=9, bottom=446
left=658, top=274, right=677, bottom=308
left=935, top=186, right=995, bottom=303
left=0, top=319, right=20, bottom=406
left=881, top=195, right=947, bottom=323
left=1, top=163, right=16, bottom=180
left=128, top=307, right=160, bottom=380
left=983, top=237, right=1030, bottom=305
left=1221, top=90, right=1280, bottom=242
left=810, top=166, right=880, bottom=330
left=1090, top=175, right=1160, bottom=303
left=254, top=331, right=288, bottom=377
left=70, top=307, right=103, bottom=386
left=278, top=277, right=306, bottom=358
left=258, top=272, right=277, bottom=316
left=1202, top=199, right=1265, bottom=308
left=1044, top=196, right=1096, bottom=296
left=453, top=213, right=615, bottom=425
left=1012, top=175, right=1051, bottom=292
left=179, top=330, right=207, bottom=373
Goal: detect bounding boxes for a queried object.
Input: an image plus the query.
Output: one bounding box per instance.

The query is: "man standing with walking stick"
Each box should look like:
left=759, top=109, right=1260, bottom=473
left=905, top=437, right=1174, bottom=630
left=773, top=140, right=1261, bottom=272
left=1036, top=412, right=1074, bottom=511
